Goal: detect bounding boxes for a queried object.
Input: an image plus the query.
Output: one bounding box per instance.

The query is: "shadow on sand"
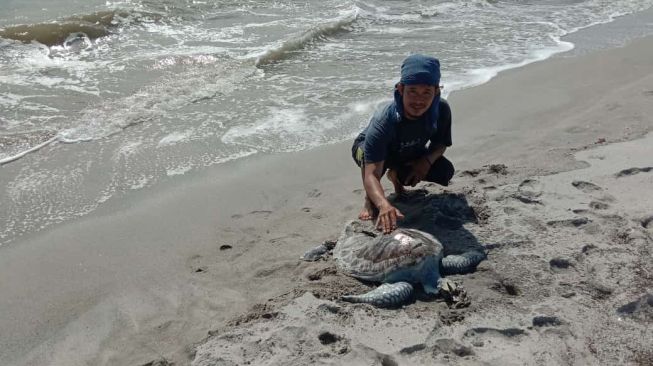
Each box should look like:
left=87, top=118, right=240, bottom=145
left=389, top=188, right=485, bottom=257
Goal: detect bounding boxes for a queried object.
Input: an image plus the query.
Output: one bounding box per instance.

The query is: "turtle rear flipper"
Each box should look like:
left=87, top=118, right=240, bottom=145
left=341, top=282, right=413, bottom=308
left=441, top=251, right=486, bottom=275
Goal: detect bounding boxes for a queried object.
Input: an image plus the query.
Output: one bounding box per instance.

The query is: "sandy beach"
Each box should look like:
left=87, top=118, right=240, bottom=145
left=2, top=33, right=653, bottom=366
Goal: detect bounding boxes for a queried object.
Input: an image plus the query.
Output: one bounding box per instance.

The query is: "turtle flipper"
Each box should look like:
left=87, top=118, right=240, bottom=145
left=341, top=282, right=413, bottom=308
left=300, top=240, right=337, bottom=261
left=441, top=251, right=486, bottom=275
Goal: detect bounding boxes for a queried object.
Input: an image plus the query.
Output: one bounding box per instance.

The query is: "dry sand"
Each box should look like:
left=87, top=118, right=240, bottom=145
left=193, top=134, right=653, bottom=365
left=1, top=35, right=652, bottom=366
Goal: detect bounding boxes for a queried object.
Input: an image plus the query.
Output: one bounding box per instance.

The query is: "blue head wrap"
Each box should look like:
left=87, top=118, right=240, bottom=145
left=400, top=54, right=440, bottom=86
left=394, top=54, right=441, bottom=127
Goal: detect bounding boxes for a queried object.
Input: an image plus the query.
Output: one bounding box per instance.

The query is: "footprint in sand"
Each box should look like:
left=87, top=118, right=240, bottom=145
left=317, top=331, right=341, bottom=345
left=306, top=266, right=337, bottom=281
left=316, top=332, right=352, bottom=356
left=141, top=358, right=173, bottom=366
left=641, top=216, right=653, bottom=230
left=431, top=338, right=474, bottom=357
left=615, top=167, right=653, bottom=178
left=379, top=354, right=399, bottom=366
left=490, top=278, right=521, bottom=296
left=439, top=310, right=466, bottom=325
left=399, top=343, right=427, bottom=355
left=253, top=260, right=297, bottom=278
left=232, top=211, right=272, bottom=219
left=462, top=327, right=526, bottom=345
left=616, top=293, right=653, bottom=322
left=513, top=179, right=543, bottom=204
left=606, top=102, right=621, bottom=111
left=589, top=201, right=610, bottom=210
left=587, top=280, right=614, bottom=300
left=344, top=204, right=357, bottom=212
left=571, top=180, right=602, bottom=193
left=518, top=179, right=542, bottom=195
left=546, top=217, right=590, bottom=228
left=249, top=210, right=272, bottom=217
left=459, top=169, right=481, bottom=177
left=549, top=257, right=573, bottom=272
left=307, top=189, right=322, bottom=198
left=268, top=233, right=302, bottom=245
left=485, top=164, right=508, bottom=175
left=532, top=315, right=564, bottom=327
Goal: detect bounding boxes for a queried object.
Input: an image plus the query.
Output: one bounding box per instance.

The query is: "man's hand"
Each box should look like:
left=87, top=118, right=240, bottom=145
left=376, top=202, right=404, bottom=234
left=404, top=156, right=432, bottom=186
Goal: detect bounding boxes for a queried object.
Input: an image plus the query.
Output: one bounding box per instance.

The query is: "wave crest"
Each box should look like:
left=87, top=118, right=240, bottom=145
left=255, top=12, right=358, bottom=67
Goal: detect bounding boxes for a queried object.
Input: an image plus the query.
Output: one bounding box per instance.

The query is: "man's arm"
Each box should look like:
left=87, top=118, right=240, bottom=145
left=404, top=145, right=447, bottom=186
left=426, top=144, right=446, bottom=164
left=363, top=161, right=404, bottom=233
left=405, top=100, right=451, bottom=186
left=363, top=161, right=389, bottom=209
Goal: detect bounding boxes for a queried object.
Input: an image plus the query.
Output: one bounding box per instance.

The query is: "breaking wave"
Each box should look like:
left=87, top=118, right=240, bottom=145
left=254, top=11, right=358, bottom=67
left=0, top=10, right=160, bottom=46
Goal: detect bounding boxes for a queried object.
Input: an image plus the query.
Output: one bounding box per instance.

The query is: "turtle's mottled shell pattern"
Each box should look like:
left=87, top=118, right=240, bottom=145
left=333, top=220, right=444, bottom=280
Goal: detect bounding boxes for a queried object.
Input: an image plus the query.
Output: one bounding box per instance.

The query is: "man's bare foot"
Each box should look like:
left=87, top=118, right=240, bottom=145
left=358, top=196, right=377, bottom=220
left=387, top=169, right=406, bottom=195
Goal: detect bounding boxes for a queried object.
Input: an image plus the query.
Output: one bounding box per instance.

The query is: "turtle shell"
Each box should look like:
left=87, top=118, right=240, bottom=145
left=333, top=220, right=444, bottom=281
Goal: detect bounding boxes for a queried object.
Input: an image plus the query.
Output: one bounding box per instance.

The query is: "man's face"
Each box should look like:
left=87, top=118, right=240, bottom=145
left=397, top=83, right=439, bottom=120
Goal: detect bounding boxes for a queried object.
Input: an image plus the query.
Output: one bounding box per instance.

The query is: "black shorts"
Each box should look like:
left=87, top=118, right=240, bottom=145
left=351, top=139, right=454, bottom=186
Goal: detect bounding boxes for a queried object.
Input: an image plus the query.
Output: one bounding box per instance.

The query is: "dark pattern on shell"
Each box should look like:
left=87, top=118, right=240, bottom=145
left=334, top=221, right=443, bottom=278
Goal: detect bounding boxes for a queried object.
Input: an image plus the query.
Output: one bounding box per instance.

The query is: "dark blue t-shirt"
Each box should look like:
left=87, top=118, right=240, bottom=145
left=355, top=98, right=452, bottom=165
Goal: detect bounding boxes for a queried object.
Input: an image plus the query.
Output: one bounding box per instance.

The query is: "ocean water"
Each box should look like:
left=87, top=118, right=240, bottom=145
left=1, top=0, right=653, bottom=244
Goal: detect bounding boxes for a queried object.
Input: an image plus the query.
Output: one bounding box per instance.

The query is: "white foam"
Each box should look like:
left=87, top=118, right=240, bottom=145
left=5, top=169, right=51, bottom=200
left=221, top=106, right=311, bottom=148
left=367, top=27, right=411, bottom=35
left=158, top=131, right=193, bottom=147
left=117, top=140, right=144, bottom=157
left=333, top=98, right=389, bottom=132
left=0, top=93, right=23, bottom=107
left=152, top=53, right=220, bottom=70
left=129, top=176, right=150, bottom=190
left=166, top=164, right=193, bottom=176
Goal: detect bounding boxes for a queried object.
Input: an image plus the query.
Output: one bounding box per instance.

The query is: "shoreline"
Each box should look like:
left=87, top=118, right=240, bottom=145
left=2, top=33, right=653, bottom=366
left=2, top=5, right=653, bottom=185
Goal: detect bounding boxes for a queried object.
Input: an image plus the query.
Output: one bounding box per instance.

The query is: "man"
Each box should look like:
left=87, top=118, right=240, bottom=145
left=351, top=54, right=454, bottom=234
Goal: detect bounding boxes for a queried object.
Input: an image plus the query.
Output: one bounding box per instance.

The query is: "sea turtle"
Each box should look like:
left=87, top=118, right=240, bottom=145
left=309, top=220, right=486, bottom=308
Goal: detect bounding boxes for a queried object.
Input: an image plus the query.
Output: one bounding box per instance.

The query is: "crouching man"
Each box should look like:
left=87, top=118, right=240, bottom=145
left=352, top=54, right=454, bottom=233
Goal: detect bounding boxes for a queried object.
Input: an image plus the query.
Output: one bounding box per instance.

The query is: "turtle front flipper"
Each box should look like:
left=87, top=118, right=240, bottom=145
left=441, top=251, right=486, bottom=275
left=341, top=282, right=413, bottom=308
left=300, top=240, right=337, bottom=261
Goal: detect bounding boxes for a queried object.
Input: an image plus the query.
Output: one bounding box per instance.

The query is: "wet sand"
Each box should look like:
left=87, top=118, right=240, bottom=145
left=1, top=36, right=652, bottom=365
